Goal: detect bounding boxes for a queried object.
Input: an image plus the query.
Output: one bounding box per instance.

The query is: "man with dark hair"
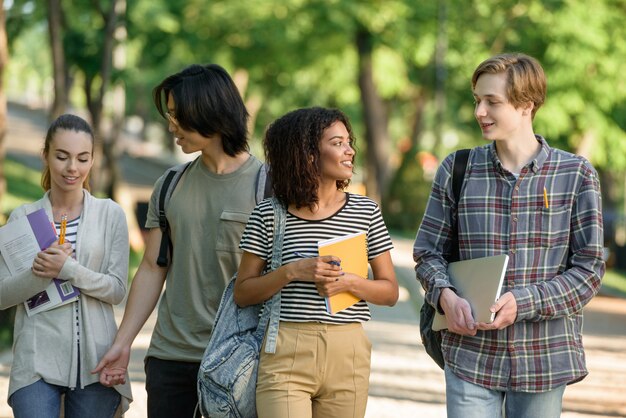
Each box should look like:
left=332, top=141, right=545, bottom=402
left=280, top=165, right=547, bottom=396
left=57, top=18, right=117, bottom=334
left=414, top=53, right=605, bottom=418
left=94, top=64, right=265, bottom=418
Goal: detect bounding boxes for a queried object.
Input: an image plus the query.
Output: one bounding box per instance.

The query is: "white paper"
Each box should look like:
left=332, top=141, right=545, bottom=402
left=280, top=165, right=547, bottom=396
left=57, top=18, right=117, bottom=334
left=0, top=216, right=41, bottom=275
left=0, top=209, right=80, bottom=316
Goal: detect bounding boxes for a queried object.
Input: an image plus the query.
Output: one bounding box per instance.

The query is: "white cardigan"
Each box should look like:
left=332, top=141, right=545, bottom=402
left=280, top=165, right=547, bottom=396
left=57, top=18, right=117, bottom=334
left=0, top=190, right=132, bottom=411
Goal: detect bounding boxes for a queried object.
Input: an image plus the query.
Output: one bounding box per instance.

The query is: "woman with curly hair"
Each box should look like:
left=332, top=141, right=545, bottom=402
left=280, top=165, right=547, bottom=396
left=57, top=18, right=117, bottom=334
left=234, top=106, right=398, bottom=418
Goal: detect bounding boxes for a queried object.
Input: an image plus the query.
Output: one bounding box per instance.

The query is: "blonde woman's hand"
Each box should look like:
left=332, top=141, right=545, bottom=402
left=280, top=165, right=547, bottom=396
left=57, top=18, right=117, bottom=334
left=31, top=242, right=71, bottom=278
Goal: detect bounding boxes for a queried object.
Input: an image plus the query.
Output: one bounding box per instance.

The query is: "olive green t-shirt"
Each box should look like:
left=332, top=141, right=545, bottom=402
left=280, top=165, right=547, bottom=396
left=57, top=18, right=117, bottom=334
left=145, top=155, right=263, bottom=362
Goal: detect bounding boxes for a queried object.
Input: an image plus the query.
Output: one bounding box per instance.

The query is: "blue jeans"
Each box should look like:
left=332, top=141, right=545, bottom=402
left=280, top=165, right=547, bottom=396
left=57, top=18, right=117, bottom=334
left=9, top=379, right=120, bottom=418
left=445, top=366, right=566, bottom=418
left=145, top=356, right=201, bottom=418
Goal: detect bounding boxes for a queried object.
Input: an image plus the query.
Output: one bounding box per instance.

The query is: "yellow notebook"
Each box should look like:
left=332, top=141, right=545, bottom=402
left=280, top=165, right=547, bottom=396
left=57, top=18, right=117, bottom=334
left=317, top=231, right=368, bottom=314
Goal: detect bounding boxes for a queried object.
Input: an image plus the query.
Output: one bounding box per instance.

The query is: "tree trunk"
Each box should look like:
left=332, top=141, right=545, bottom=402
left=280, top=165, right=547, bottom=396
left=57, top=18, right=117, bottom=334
left=47, top=0, right=68, bottom=121
left=409, top=88, right=427, bottom=150
left=103, top=1, right=126, bottom=201
left=356, top=27, right=390, bottom=204
left=0, top=6, right=9, bottom=214
left=84, top=74, right=106, bottom=192
left=88, top=0, right=120, bottom=197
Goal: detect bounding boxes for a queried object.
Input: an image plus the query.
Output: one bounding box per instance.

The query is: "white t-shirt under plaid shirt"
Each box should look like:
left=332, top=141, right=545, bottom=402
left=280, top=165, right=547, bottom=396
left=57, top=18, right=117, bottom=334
left=239, top=193, right=393, bottom=324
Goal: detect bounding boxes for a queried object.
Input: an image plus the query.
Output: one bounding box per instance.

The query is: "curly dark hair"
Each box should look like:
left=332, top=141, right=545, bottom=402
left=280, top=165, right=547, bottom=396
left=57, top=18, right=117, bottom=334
left=264, top=107, right=357, bottom=209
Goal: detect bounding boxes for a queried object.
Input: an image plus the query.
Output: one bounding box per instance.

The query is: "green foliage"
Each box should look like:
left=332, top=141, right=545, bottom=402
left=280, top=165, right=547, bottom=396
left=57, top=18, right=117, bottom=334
left=5, top=19, right=52, bottom=101
left=5, top=0, right=626, bottom=235
left=383, top=146, right=434, bottom=233
left=1, top=157, right=43, bottom=217
left=117, top=0, right=626, bottom=237
left=4, top=0, right=46, bottom=48
left=7, top=0, right=626, bottom=162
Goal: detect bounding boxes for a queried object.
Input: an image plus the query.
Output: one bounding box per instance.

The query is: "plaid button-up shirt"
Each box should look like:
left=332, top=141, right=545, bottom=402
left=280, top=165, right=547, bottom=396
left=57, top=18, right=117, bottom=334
left=414, top=136, right=605, bottom=392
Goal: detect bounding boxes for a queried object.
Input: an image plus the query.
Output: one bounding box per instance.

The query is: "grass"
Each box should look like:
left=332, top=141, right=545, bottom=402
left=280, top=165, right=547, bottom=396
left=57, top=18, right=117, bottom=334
left=2, top=157, right=43, bottom=217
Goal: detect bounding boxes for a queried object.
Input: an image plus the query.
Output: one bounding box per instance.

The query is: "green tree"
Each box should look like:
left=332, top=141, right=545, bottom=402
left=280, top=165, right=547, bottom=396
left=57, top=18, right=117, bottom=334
left=165, top=0, right=439, bottom=204
left=47, top=0, right=68, bottom=119
left=63, top=0, right=122, bottom=196
left=5, top=0, right=626, bottom=235
left=4, top=0, right=128, bottom=198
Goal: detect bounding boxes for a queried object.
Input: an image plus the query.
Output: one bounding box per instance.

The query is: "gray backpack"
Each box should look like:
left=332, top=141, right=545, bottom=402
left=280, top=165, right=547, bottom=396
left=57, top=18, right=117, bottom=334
left=197, top=197, right=285, bottom=418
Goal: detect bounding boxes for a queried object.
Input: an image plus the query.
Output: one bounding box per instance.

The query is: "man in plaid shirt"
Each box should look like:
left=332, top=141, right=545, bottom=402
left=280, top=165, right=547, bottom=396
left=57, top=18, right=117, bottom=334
left=413, top=53, right=605, bottom=418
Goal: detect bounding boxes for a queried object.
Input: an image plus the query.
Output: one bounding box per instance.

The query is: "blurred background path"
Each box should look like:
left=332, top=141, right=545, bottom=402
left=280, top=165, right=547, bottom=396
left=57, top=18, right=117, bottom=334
left=1, top=103, right=625, bottom=417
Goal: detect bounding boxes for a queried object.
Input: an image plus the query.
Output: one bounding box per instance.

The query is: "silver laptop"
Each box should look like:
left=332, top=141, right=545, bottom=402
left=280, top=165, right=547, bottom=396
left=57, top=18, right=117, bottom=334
left=432, top=254, right=509, bottom=331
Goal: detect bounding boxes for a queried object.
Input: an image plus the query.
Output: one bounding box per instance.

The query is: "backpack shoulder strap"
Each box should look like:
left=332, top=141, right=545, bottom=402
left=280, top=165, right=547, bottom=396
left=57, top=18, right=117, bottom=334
left=156, top=160, right=192, bottom=267
left=449, top=149, right=470, bottom=262
left=451, top=149, right=470, bottom=203
left=255, top=163, right=273, bottom=204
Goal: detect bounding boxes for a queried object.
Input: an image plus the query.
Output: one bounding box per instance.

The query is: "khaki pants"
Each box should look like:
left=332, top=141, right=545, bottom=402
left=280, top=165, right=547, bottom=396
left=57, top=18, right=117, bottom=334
left=256, top=321, right=371, bottom=418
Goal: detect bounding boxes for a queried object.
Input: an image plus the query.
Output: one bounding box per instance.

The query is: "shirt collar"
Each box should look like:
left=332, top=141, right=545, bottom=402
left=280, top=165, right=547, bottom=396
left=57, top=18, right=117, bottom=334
left=488, top=135, right=551, bottom=175
left=532, top=135, right=551, bottom=172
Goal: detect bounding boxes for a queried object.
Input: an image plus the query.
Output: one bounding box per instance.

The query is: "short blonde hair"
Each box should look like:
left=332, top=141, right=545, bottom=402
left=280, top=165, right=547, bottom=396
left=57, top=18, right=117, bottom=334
left=471, top=53, right=546, bottom=119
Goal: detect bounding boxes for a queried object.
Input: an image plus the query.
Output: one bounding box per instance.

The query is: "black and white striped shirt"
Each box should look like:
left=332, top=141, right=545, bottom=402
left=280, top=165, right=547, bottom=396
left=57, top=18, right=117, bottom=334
left=240, top=193, right=393, bottom=324
left=55, top=215, right=81, bottom=350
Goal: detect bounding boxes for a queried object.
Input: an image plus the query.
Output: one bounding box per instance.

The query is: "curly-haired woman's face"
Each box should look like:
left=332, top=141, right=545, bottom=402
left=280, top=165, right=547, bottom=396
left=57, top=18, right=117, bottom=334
left=319, top=121, right=354, bottom=183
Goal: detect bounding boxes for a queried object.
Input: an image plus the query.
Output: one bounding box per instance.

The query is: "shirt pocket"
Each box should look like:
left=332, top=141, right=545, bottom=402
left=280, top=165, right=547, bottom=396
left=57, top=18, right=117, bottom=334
left=530, top=204, right=571, bottom=249
left=215, top=211, right=250, bottom=253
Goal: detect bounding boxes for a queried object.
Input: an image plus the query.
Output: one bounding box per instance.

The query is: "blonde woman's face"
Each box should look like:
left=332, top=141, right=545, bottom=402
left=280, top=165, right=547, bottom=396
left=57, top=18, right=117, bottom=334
left=45, top=129, right=93, bottom=193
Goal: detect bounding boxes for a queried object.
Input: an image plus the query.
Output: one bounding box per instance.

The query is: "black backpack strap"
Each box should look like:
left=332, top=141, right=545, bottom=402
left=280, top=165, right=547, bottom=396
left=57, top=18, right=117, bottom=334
left=449, top=149, right=470, bottom=263
left=419, top=148, right=471, bottom=371
left=452, top=149, right=470, bottom=204
left=156, top=161, right=192, bottom=267
left=255, top=163, right=273, bottom=203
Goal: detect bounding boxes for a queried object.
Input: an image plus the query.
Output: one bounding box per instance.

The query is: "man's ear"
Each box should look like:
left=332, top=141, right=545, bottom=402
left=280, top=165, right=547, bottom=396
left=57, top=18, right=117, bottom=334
left=522, top=101, right=534, bottom=116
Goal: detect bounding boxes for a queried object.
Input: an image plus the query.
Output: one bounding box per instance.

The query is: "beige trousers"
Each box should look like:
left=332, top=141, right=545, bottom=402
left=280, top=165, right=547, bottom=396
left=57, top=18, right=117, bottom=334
left=256, top=321, right=371, bottom=418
